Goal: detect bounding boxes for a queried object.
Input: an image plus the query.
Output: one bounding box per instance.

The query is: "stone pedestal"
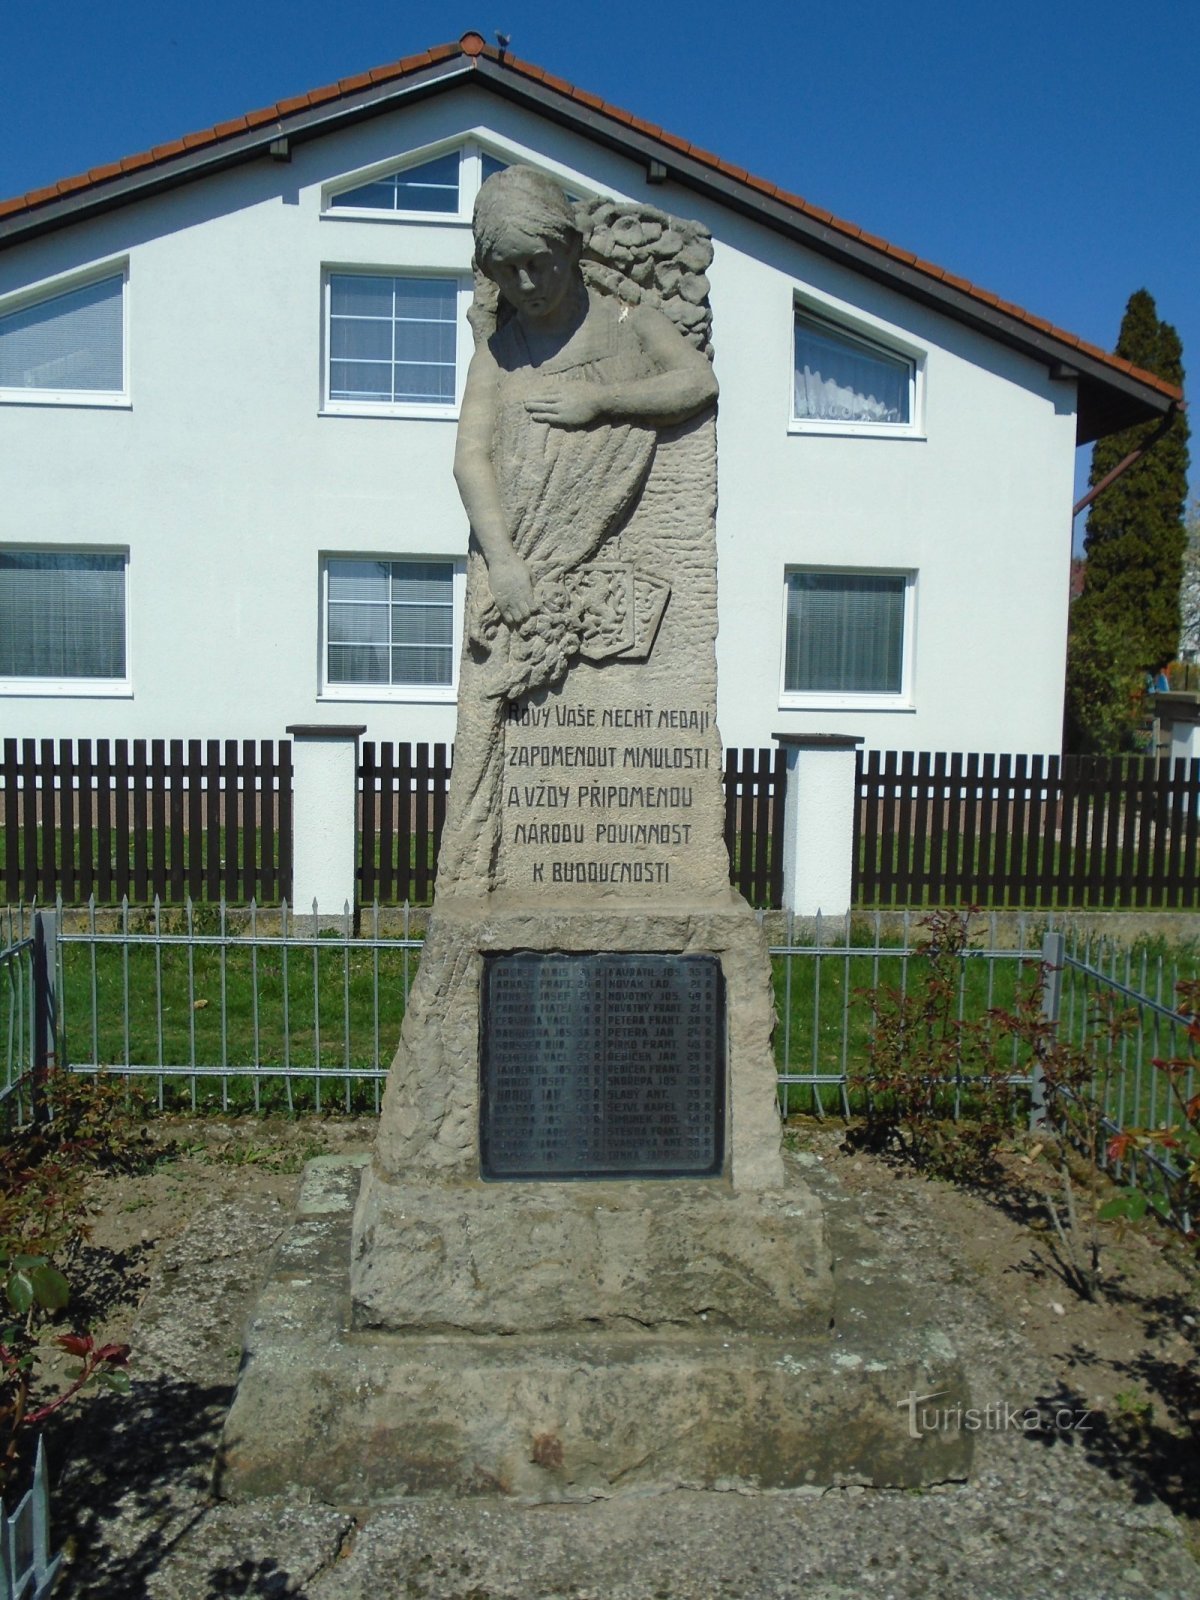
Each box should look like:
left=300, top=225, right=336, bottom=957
left=216, top=1155, right=972, bottom=1502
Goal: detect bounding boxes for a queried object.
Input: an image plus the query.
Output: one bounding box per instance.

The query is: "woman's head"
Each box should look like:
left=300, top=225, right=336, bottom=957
left=473, top=167, right=584, bottom=328
left=473, top=165, right=580, bottom=264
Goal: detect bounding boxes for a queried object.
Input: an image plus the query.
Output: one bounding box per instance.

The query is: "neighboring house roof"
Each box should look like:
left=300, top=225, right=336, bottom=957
left=0, top=31, right=1181, bottom=445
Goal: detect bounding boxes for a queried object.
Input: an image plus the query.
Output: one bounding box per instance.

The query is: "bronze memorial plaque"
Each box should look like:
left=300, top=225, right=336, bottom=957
left=481, top=952, right=724, bottom=1179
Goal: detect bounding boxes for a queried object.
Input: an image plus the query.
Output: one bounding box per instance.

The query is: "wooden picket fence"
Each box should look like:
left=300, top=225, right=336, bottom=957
left=855, top=750, right=1200, bottom=909
left=357, top=741, right=451, bottom=904
left=1, top=738, right=292, bottom=905
left=13, top=739, right=1197, bottom=913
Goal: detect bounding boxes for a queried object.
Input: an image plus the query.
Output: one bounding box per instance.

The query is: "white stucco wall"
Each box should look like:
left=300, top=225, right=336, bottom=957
left=0, top=86, right=1078, bottom=758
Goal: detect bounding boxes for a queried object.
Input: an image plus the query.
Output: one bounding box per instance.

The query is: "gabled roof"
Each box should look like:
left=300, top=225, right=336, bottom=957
left=0, top=31, right=1181, bottom=444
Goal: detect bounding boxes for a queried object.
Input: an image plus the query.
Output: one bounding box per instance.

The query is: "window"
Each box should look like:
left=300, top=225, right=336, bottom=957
left=0, top=270, right=126, bottom=403
left=325, top=274, right=460, bottom=410
left=792, top=310, right=917, bottom=434
left=322, top=140, right=584, bottom=223
left=782, top=570, right=913, bottom=707
left=329, top=151, right=460, bottom=214
left=0, top=549, right=128, bottom=689
left=322, top=557, right=459, bottom=697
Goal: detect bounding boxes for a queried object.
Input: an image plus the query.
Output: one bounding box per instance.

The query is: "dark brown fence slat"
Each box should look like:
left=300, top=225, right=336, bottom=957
left=908, top=752, right=940, bottom=908
left=722, top=748, right=739, bottom=886
left=413, top=743, right=432, bottom=904
left=851, top=748, right=870, bottom=903
left=132, top=741, right=149, bottom=903
left=38, top=740, right=57, bottom=903
left=239, top=739, right=255, bottom=904
left=149, top=739, right=167, bottom=902
left=187, top=740, right=204, bottom=900
left=396, top=742, right=412, bottom=902
left=432, top=743, right=451, bottom=881
left=2, top=740, right=18, bottom=903
left=1131, top=758, right=1155, bottom=909
left=1165, top=757, right=1188, bottom=909
left=768, top=745, right=787, bottom=910
left=277, top=741, right=294, bottom=903
left=1006, top=753, right=1027, bottom=906
left=76, top=740, right=94, bottom=902
left=114, top=740, right=132, bottom=900
left=1097, top=757, right=1122, bottom=907
left=1030, top=755, right=1055, bottom=907
left=20, top=741, right=38, bottom=903
left=751, top=747, right=772, bottom=906
left=205, top=742, right=221, bottom=902
left=260, top=741, right=277, bottom=903
left=168, top=740, right=185, bottom=903
left=925, top=751, right=947, bottom=905
left=221, top=741, right=237, bottom=903
left=876, top=750, right=899, bottom=904
left=359, top=743, right=378, bottom=902
left=58, top=740, right=76, bottom=904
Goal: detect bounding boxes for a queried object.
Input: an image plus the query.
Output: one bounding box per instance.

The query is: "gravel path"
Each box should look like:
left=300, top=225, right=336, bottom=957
left=47, top=1143, right=1200, bottom=1600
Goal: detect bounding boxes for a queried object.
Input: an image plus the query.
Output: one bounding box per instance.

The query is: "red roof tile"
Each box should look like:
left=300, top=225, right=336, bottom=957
left=0, top=32, right=1182, bottom=408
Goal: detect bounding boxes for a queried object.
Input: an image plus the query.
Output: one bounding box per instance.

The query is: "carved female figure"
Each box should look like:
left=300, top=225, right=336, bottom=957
left=439, top=165, right=718, bottom=887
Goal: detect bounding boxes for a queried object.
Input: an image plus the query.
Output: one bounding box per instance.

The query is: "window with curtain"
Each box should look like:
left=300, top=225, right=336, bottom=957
left=0, top=550, right=127, bottom=681
left=327, top=275, right=458, bottom=407
left=793, top=312, right=913, bottom=427
left=784, top=571, right=909, bottom=696
left=329, top=150, right=461, bottom=213
left=0, top=273, right=124, bottom=394
left=325, top=558, right=455, bottom=689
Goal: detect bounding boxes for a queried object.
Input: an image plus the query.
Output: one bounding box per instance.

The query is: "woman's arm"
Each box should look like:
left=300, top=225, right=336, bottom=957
left=453, top=345, right=535, bottom=626
left=523, top=302, right=718, bottom=429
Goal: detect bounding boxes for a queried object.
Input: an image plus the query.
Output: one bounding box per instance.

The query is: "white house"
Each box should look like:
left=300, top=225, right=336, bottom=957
left=0, top=33, right=1181, bottom=759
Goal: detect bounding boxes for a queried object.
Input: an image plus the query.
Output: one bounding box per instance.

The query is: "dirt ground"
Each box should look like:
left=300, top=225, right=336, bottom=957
left=36, top=1114, right=1200, bottom=1596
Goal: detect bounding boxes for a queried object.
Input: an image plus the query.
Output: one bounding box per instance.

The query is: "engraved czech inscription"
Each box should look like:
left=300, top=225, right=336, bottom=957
left=481, top=952, right=724, bottom=1180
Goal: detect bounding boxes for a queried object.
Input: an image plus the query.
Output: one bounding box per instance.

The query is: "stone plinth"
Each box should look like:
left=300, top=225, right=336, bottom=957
left=216, top=1158, right=972, bottom=1503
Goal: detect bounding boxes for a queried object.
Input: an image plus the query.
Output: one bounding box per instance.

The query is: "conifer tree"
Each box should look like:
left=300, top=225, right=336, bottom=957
left=1065, top=290, right=1189, bottom=752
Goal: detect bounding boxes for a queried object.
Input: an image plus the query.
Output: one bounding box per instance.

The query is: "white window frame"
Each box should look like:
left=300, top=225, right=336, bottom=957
left=318, top=553, right=464, bottom=704
left=778, top=566, right=916, bottom=712
left=0, top=545, right=132, bottom=698
left=789, top=295, right=924, bottom=440
left=320, top=268, right=473, bottom=419
left=320, top=133, right=595, bottom=227
left=0, top=260, right=130, bottom=409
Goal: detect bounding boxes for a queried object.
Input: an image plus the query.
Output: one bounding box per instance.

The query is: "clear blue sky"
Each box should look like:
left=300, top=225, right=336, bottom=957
left=3, top=1, right=1195, bottom=540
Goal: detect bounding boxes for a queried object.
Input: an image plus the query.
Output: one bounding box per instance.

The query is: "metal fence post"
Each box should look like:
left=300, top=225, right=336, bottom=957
left=1032, top=929, right=1065, bottom=1130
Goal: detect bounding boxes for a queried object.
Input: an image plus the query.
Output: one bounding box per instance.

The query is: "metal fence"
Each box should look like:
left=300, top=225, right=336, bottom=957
left=0, top=909, right=56, bottom=1127
left=770, top=909, right=1048, bottom=1119
left=42, top=900, right=422, bottom=1116
left=1056, top=931, right=1197, bottom=1231
left=0, top=1440, right=60, bottom=1600
left=5, top=898, right=1197, bottom=1228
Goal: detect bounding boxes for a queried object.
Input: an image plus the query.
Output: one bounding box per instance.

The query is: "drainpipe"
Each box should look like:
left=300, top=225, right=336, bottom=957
left=1072, top=401, right=1186, bottom=520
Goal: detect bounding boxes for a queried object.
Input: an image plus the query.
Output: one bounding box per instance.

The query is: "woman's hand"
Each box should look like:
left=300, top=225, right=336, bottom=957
left=487, top=550, right=536, bottom=626
left=524, top=388, right=605, bottom=428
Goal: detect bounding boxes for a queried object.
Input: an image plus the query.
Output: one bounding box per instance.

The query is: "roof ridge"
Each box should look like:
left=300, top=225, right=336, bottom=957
left=0, top=31, right=1184, bottom=408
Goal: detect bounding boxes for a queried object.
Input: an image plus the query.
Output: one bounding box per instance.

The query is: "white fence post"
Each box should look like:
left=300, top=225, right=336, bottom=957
left=285, top=725, right=365, bottom=920
left=773, top=734, right=863, bottom=919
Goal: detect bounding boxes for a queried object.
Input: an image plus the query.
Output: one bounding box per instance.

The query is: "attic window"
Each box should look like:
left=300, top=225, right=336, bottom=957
left=792, top=311, right=918, bottom=434
left=330, top=151, right=460, bottom=214
left=324, top=143, right=586, bottom=225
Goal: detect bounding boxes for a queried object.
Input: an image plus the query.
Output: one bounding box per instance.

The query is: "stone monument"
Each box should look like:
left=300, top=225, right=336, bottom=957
left=218, top=169, right=970, bottom=1501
